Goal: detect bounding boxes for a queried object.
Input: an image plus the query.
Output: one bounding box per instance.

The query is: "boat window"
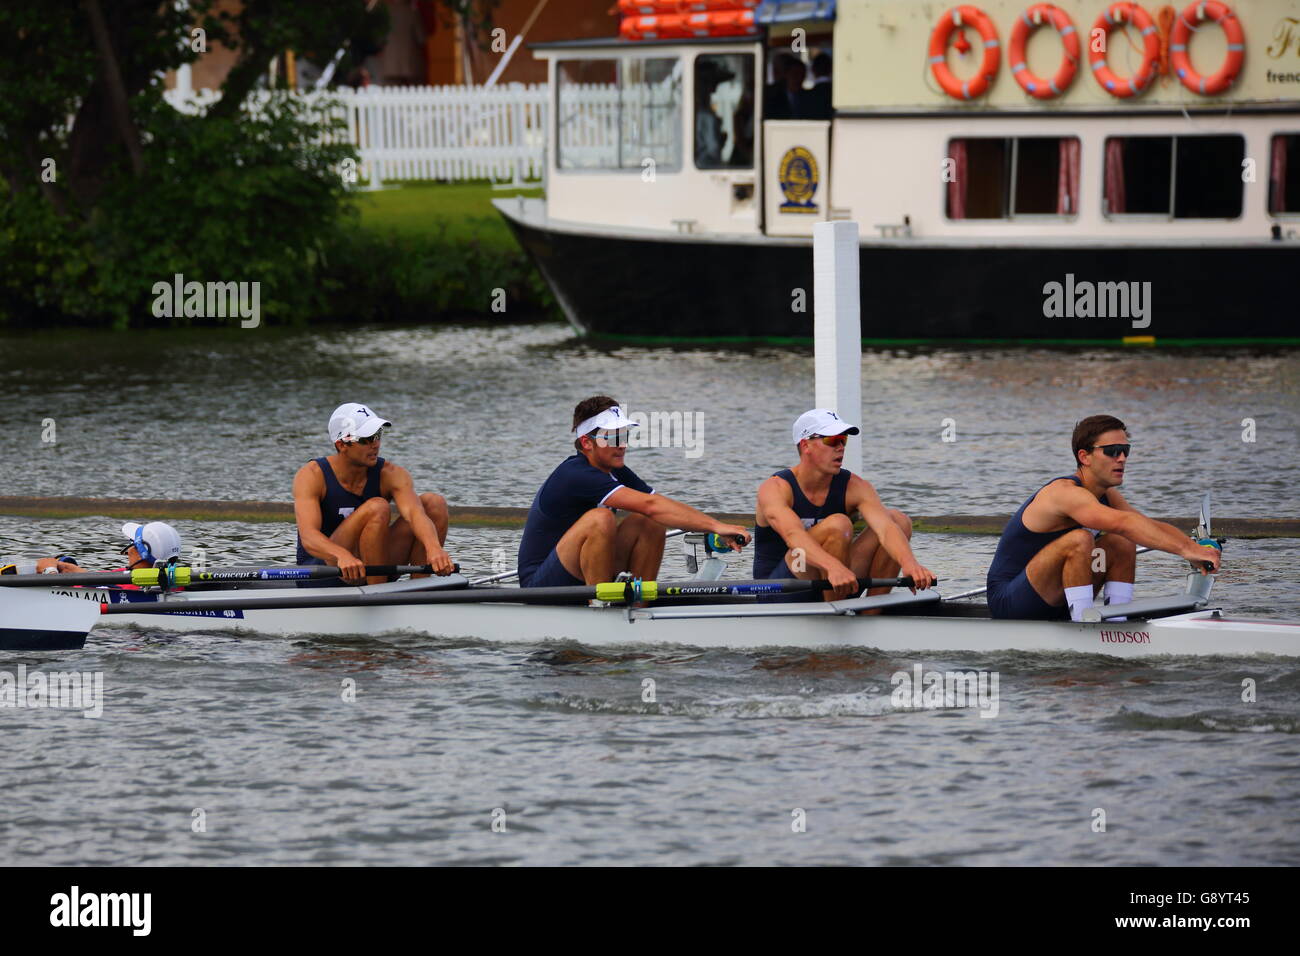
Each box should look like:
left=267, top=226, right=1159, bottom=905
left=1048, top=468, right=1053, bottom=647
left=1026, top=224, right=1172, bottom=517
left=621, top=58, right=682, bottom=171
left=556, top=57, right=681, bottom=172
left=1103, top=135, right=1244, bottom=219
left=557, top=59, right=619, bottom=170
left=946, top=137, right=1079, bottom=219
left=694, top=53, right=755, bottom=169
left=1268, top=134, right=1300, bottom=215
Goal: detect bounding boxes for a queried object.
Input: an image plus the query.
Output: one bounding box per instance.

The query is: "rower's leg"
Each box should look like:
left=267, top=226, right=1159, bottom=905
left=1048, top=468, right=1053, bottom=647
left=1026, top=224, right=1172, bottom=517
left=614, top=512, right=666, bottom=580
left=1024, top=528, right=1096, bottom=617
left=1093, top=532, right=1136, bottom=617
left=848, top=509, right=912, bottom=596
left=554, top=507, right=617, bottom=585
left=786, top=513, right=852, bottom=601
left=325, top=497, right=392, bottom=585
left=387, top=493, right=450, bottom=577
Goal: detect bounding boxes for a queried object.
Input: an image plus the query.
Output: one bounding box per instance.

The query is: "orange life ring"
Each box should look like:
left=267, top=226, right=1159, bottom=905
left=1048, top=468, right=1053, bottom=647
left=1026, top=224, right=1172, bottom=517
left=929, top=6, right=1001, bottom=100
left=1089, top=3, right=1160, bottom=98
left=1170, top=1, right=1244, bottom=95
left=1009, top=4, right=1080, bottom=98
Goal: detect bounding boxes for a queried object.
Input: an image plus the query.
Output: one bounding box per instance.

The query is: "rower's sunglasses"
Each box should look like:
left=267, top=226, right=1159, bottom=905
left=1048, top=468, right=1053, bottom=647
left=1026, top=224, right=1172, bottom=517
left=1091, top=443, right=1131, bottom=458
left=350, top=432, right=384, bottom=445
left=589, top=427, right=629, bottom=448
left=811, top=434, right=848, bottom=448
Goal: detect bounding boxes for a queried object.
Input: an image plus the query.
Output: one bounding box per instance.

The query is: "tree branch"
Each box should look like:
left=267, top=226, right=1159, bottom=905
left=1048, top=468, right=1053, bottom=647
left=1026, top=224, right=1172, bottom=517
left=82, top=0, right=144, bottom=176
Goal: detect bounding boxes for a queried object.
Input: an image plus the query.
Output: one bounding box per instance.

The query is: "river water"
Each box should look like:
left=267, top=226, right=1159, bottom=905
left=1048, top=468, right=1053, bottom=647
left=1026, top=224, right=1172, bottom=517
left=1, top=324, right=1297, bottom=865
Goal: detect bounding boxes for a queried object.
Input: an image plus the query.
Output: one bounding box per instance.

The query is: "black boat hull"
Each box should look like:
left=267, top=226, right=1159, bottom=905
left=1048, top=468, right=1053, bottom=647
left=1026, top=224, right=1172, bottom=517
left=502, top=213, right=1300, bottom=345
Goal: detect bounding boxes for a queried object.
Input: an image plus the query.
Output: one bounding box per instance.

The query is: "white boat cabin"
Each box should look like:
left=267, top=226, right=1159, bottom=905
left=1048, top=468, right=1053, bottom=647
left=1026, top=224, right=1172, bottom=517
left=531, top=0, right=1300, bottom=243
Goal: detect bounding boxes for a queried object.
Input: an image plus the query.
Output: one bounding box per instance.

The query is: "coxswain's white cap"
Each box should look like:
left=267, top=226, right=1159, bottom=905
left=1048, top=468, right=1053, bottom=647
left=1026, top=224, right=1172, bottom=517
left=793, top=409, right=860, bottom=445
left=572, top=405, right=639, bottom=437
left=121, top=521, right=183, bottom=566
left=329, top=403, right=391, bottom=443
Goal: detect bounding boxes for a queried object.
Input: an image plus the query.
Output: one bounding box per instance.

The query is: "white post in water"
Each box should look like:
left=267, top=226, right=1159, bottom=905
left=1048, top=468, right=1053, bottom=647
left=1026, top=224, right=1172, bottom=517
left=812, top=220, right=863, bottom=476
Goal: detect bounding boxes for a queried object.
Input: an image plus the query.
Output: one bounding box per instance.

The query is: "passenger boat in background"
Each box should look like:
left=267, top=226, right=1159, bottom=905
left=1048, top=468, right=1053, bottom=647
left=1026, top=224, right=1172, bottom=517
left=495, top=0, right=1300, bottom=344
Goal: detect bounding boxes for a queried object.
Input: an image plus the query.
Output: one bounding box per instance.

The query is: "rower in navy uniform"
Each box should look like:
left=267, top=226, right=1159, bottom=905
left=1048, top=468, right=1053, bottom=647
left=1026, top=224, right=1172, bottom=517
left=986, top=414, right=1222, bottom=621
left=753, top=409, right=935, bottom=602
left=292, top=402, right=453, bottom=585
left=517, top=395, right=750, bottom=588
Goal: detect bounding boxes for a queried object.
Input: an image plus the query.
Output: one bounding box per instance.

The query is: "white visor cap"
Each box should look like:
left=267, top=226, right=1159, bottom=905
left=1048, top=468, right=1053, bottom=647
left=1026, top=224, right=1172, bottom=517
left=793, top=409, right=860, bottom=445
left=329, top=403, right=391, bottom=443
left=121, top=521, right=183, bottom=565
left=573, top=406, right=639, bottom=437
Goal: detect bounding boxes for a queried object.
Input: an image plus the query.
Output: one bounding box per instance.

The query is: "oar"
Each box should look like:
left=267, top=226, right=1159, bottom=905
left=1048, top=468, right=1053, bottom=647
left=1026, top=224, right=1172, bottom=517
left=0, top=564, right=452, bottom=588
left=101, top=576, right=927, bottom=616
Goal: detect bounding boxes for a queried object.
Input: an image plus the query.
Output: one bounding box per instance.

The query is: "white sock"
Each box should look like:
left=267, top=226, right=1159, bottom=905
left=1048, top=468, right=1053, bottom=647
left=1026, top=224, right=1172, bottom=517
left=1065, top=584, right=1095, bottom=622
left=1104, top=581, right=1134, bottom=621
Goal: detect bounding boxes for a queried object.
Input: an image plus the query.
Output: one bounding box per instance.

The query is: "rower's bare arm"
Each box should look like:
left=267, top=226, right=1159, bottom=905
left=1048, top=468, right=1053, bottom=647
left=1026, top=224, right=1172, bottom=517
left=605, top=488, right=750, bottom=550
left=292, top=464, right=349, bottom=564
left=852, top=478, right=936, bottom=590
left=756, top=477, right=850, bottom=576
left=1104, top=486, right=1138, bottom=512
left=384, top=464, right=453, bottom=574
left=1057, top=486, right=1219, bottom=569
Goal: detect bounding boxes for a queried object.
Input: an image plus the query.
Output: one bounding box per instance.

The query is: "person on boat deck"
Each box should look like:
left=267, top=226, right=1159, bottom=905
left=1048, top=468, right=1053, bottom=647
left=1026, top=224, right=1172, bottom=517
left=986, top=415, right=1223, bottom=622
left=6, top=520, right=184, bottom=577
left=517, top=396, right=751, bottom=588
left=753, top=409, right=936, bottom=602
left=293, top=402, right=454, bottom=586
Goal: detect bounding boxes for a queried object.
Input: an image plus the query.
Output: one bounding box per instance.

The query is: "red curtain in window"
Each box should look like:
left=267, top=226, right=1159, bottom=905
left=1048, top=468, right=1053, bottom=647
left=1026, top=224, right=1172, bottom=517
left=1271, top=135, right=1288, bottom=215
left=1104, top=138, right=1126, bottom=215
left=947, top=140, right=968, bottom=219
left=1057, top=138, right=1081, bottom=215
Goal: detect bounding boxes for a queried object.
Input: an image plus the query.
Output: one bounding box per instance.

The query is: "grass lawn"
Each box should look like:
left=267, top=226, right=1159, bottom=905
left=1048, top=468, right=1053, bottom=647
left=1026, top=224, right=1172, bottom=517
left=348, top=181, right=543, bottom=255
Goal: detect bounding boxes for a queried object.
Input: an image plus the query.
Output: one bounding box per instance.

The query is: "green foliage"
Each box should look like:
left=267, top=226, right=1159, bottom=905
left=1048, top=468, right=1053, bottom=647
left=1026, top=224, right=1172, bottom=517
left=318, top=219, right=553, bottom=323
left=0, top=95, right=358, bottom=327
left=0, top=2, right=550, bottom=328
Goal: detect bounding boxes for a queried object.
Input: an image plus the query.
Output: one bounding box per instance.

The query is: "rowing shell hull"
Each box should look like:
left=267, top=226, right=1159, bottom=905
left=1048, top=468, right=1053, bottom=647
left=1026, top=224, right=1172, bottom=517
left=38, top=586, right=1300, bottom=658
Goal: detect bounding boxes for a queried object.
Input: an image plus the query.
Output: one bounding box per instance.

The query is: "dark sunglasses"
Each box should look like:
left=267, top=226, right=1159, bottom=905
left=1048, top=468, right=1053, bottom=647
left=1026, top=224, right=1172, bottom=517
left=351, top=432, right=384, bottom=445
left=1091, top=443, right=1131, bottom=458
left=810, top=434, right=848, bottom=448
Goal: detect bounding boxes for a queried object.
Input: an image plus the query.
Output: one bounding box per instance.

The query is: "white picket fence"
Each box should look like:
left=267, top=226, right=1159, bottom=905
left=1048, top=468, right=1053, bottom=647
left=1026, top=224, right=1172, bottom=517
left=164, top=84, right=551, bottom=184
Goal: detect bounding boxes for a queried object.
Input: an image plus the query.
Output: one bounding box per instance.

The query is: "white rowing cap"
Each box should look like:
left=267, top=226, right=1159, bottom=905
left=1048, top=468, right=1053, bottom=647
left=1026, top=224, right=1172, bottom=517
left=792, top=409, right=860, bottom=445
left=329, top=403, right=391, bottom=443
left=121, top=521, right=183, bottom=566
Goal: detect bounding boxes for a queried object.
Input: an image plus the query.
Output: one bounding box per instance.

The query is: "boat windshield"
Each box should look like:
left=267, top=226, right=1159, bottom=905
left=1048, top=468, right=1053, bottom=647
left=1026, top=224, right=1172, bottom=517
left=557, top=56, right=682, bottom=172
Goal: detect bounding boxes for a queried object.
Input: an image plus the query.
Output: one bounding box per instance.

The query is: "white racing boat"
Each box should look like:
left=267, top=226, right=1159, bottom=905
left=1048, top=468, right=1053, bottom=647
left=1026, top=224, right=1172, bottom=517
left=5, top=560, right=1298, bottom=659
left=4, top=504, right=1297, bottom=658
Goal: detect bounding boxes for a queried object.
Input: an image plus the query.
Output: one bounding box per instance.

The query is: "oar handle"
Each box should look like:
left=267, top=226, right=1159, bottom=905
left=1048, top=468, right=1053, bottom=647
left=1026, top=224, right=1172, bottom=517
left=704, top=533, right=750, bottom=554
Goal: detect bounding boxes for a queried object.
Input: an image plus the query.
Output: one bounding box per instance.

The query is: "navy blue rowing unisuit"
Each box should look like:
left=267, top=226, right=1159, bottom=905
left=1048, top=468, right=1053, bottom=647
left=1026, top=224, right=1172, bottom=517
left=986, top=475, right=1109, bottom=620
left=295, top=456, right=385, bottom=565
left=517, top=455, right=653, bottom=587
left=753, top=468, right=852, bottom=590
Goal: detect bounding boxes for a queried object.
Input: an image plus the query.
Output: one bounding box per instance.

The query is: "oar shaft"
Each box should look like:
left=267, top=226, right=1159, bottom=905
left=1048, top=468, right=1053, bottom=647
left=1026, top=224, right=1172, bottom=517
left=101, top=576, right=925, bottom=616
left=0, top=564, right=441, bottom=587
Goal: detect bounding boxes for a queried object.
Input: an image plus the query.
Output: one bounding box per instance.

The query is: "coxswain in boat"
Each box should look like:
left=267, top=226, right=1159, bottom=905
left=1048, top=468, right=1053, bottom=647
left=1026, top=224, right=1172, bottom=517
left=4, top=520, right=184, bottom=578
left=516, top=396, right=750, bottom=587
left=753, top=409, right=936, bottom=602
left=986, top=415, right=1223, bottom=621
left=293, top=403, right=453, bottom=585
